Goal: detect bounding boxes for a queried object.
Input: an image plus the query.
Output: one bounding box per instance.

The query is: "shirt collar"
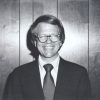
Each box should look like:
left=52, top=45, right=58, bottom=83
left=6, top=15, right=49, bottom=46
left=38, top=55, right=60, bottom=71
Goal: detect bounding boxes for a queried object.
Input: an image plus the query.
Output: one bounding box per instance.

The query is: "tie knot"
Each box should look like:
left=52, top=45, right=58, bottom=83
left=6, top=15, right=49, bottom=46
left=43, top=64, right=53, bottom=72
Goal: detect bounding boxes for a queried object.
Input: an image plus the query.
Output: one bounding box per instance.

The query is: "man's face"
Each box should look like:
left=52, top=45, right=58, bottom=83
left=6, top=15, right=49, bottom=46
left=34, top=22, right=62, bottom=58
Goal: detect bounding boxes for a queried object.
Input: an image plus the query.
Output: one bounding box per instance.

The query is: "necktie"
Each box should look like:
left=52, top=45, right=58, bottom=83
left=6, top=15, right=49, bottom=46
left=43, top=64, right=55, bottom=100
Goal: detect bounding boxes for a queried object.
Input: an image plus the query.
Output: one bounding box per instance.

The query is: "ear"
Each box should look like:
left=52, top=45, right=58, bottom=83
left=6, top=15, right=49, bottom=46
left=34, top=41, right=37, bottom=47
left=31, top=40, right=37, bottom=47
left=60, top=41, right=63, bottom=47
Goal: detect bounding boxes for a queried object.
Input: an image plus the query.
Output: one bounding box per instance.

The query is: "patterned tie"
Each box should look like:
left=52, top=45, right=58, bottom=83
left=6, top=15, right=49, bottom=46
left=43, top=64, right=55, bottom=100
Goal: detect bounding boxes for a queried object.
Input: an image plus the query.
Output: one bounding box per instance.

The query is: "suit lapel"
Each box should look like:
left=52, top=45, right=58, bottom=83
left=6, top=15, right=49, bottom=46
left=32, top=60, right=44, bottom=98
left=23, top=60, right=44, bottom=100
left=54, top=58, right=69, bottom=100
left=55, top=58, right=64, bottom=88
left=33, top=60, right=43, bottom=90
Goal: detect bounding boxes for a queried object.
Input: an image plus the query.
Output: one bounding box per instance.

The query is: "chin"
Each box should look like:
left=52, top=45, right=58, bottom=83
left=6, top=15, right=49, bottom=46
left=44, top=53, right=57, bottom=58
left=44, top=55, right=53, bottom=58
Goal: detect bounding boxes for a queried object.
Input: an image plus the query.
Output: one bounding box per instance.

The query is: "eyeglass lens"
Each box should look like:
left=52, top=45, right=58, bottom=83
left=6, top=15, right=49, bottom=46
left=38, top=35, right=60, bottom=43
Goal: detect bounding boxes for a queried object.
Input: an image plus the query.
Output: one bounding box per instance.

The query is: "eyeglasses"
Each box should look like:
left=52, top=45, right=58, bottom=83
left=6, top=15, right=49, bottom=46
left=33, top=34, right=60, bottom=43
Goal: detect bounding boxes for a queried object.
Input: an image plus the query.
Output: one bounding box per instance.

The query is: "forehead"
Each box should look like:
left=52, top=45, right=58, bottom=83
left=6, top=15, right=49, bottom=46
left=34, top=22, right=59, bottom=35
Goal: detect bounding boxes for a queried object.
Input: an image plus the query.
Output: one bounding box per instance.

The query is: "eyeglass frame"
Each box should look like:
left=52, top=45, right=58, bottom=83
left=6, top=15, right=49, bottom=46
left=32, top=33, right=61, bottom=43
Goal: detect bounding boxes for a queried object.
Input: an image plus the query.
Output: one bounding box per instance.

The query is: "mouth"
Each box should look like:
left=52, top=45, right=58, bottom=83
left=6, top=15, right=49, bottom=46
left=45, top=46, right=53, bottom=48
left=44, top=46, right=54, bottom=49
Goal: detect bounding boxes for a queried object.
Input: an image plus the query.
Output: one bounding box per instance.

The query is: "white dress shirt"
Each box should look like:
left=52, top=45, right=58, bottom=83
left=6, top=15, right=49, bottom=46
left=38, top=55, right=60, bottom=87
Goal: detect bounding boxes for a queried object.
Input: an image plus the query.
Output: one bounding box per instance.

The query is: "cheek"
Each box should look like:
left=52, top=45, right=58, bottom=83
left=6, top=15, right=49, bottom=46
left=36, top=43, right=42, bottom=50
left=36, top=41, right=62, bottom=52
left=56, top=41, right=62, bottom=48
left=36, top=43, right=45, bottom=54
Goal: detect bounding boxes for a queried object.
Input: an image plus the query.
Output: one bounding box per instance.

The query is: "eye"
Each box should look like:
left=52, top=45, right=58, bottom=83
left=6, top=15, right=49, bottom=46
left=38, top=36, right=47, bottom=43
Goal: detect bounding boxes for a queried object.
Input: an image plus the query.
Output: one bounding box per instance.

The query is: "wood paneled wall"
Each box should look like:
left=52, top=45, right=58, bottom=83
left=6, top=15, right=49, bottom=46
left=0, top=0, right=100, bottom=100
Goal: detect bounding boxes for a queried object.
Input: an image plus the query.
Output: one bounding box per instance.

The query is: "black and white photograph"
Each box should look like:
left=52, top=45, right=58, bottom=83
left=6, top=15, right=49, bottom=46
left=0, top=0, right=100, bottom=100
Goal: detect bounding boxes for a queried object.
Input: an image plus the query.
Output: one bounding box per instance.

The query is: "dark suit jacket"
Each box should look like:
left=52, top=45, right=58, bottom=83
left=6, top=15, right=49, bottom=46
left=3, top=58, right=91, bottom=100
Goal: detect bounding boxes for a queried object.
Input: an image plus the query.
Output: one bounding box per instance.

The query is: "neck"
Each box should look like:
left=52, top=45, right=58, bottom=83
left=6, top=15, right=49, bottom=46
left=40, top=54, right=59, bottom=63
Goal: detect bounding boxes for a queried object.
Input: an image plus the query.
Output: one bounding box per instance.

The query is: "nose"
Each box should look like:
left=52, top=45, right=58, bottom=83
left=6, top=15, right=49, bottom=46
left=46, top=37, right=52, bottom=43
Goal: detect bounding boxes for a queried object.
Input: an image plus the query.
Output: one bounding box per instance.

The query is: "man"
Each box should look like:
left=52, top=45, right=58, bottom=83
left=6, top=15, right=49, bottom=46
left=3, top=15, right=91, bottom=100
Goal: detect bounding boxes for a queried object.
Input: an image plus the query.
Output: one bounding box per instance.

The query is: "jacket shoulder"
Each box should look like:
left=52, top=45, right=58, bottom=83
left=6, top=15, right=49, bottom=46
left=9, top=60, right=37, bottom=77
left=60, top=58, right=88, bottom=72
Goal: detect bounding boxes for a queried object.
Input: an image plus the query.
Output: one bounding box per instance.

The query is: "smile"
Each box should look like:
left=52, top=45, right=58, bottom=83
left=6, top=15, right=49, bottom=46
left=44, top=46, right=54, bottom=49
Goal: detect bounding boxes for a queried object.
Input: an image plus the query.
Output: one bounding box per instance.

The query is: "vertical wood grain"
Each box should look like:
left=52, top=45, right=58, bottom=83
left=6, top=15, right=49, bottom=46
left=89, top=0, right=100, bottom=99
left=0, top=0, right=19, bottom=99
left=58, top=0, right=89, bottom=69
left=33, top=0, right=58, bottom=20
left=20, top=0, right=33, bottom=65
